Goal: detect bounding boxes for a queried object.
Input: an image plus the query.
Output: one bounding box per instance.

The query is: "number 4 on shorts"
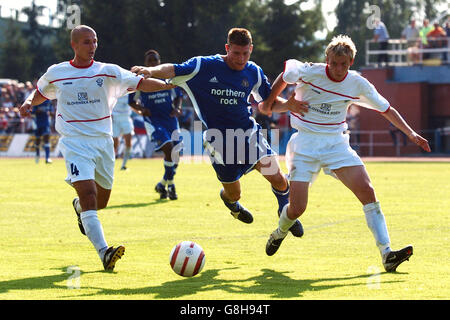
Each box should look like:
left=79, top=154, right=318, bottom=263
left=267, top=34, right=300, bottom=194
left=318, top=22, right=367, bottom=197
left=70, top=163, right=80, bottom=176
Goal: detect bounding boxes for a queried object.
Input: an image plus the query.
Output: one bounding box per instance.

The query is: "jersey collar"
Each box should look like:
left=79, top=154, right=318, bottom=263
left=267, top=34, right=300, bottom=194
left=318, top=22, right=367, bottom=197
left=325, top=65, right=348, bottom=82
left=70, top=59, right=94, bottom=68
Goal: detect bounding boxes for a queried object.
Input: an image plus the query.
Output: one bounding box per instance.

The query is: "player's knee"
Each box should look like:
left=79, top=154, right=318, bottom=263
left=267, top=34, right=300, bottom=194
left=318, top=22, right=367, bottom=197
left=79, top=192, right=97, bottom=211
left=288, top=202, right=306, bottom=219
left=355, top=183, right=377, bottom=204
left=97, top=199, right=108, bottom=210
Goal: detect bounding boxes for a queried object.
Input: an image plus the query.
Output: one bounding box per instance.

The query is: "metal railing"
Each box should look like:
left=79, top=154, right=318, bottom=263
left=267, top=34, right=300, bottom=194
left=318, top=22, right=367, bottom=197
left=366, top=37, right=450, bottom=66
left=347, top=128, right=450, bottom=156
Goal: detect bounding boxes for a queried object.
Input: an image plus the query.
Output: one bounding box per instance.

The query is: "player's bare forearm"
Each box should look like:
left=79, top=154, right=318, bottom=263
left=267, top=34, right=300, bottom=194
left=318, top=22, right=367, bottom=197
left=260, top=73, right=288, bottom=116
left=131, top=64, right=175, bottom=79
left=382, top=106, right=431, bottom=152
left=19, top=89, right=47, bottom=117
left=270, top=94, right=309, bottom=116
left=137, top=78, right=175, bottom=93
left=129, top=101, right=149, bottom=116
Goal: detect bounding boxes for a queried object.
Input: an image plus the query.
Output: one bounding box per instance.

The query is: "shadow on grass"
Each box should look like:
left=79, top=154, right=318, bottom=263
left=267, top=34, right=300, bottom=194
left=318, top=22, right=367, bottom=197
left=104, top=199, right=168, bottom=209
left=1, top=267, right=405, bottom=299
left=0, top=267, right=104, bottom=294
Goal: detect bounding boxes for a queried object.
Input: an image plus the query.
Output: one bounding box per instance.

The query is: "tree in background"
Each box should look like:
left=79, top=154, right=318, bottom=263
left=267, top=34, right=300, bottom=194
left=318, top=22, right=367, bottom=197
left=249, top=0, right=326, bottom=79
left=21, top=0, right=56, bottom=79
left=0, top=0, right=327, bottom=81
left=0, top=19, right=32, bottom=81
left=68, top=0, right=327, bottom=79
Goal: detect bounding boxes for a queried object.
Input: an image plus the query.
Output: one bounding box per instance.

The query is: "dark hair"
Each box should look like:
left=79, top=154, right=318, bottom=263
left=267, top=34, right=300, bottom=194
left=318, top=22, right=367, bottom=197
left=227, top=28, right=252, bottom=46
left=144, top=49, right=160, bottom=60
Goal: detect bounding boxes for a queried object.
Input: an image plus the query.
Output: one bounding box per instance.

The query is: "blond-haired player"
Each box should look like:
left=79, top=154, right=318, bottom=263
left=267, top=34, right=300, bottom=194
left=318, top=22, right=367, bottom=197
left=260, top=35, right=430, bottom=272
left=19, top=25, right=174, bottom=271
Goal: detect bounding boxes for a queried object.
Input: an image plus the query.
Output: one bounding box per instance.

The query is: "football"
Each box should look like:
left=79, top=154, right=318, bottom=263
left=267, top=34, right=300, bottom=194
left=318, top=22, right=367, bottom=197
left=169, top=241, right=205, bottom=277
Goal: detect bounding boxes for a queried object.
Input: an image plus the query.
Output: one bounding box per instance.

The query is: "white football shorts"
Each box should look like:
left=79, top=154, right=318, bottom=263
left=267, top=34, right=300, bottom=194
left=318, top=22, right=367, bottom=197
left=286, top=130, right=364, bottom=183
left=112, top=115, right=134, bottom=138
left=58, top=135, right=115, bottom=189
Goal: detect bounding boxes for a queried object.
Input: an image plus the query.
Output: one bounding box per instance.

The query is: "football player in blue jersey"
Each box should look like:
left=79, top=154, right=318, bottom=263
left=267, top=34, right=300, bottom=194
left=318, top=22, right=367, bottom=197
left=32, top=100, right=54, bottom=164
left=132, top=28, right=309, bottom=237
left=129, top=50, right=184, bottom=200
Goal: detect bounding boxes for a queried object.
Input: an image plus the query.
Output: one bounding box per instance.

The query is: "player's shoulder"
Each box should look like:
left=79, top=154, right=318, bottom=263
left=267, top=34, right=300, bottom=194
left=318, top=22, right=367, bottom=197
left=305, top=62, right=326, bottom=73
left=45, top=61, right=71, bottom=74
left=246, top=60, right=262, bottom=70
left=92, top=61, right=123, bottom=73
left=196, top=54, right=224, bottom=66
left=286, top=59, right=323, bottom=73
left=347, top=69, right=370, bottom=84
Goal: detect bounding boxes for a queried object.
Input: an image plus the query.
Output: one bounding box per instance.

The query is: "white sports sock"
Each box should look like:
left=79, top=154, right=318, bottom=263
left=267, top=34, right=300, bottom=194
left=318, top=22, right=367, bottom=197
left=279, top=204, right=296, bottom=234
left=80, top=210, right=108, bottom=259
left=363, top=201, right=391, bottom=256
left=75, top=198, right=82, bottom=214
left=122, top=147, right=131, bottom=168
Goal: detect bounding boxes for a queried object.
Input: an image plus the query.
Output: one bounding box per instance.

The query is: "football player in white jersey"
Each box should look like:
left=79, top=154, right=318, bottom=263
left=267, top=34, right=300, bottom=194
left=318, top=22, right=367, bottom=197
left=260, top=35, right=431, bottom=272
left=19, top=25, right=174, bottom=271
left=112, top=94, right=134, bottom=170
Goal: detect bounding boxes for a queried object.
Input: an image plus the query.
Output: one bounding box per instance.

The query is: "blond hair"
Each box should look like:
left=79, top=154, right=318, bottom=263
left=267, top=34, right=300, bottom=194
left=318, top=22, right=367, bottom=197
left=325, top=34, right=357, bottom=60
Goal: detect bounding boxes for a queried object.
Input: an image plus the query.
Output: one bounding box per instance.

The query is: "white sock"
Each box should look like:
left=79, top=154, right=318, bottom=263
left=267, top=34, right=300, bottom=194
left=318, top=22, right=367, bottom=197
left=75, top=198, right=82, bottom=214
left=363, top=201, right=391, bottom=256
left=160, top=179, right=168, bottom=186
left=122, top=147, right=131, bottom=168
left=279, top=204, right=296, bottom=234
left=80, top=210, right=108, bottom=260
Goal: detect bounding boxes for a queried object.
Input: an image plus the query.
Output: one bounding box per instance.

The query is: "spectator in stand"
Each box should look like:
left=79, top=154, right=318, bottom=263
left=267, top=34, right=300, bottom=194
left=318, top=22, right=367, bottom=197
left=419, top=19, right=434, bottom=59
left=0, top=112, right=8, bottom=134
left=427, top=21, right=447, bottom=61
left=373, top=18, right=390, bottom=65
left=402, top=19, right=421, bottom=64
left=445, top=21, right=450, bottom=64
left=1, top=92, right=14, bottom=110
left=402, top=19, right=420, bottom=44
left=427, top=22, right=447, bottom=62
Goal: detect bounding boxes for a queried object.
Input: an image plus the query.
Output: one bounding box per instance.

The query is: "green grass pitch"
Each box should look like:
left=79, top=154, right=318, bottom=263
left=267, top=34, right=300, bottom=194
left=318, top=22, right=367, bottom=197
left=0, top=157, right=448, bottom=300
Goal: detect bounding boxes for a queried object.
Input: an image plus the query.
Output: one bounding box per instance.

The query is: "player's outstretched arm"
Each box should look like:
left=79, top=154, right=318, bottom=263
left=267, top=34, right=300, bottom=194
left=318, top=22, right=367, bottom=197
left=131, top=63, right=176, bottom=79
left=382, top=106, right=431, bottom=152
left=19, top=90, right=47, bottom=117
left=270, top=92, right=309, bottom=116
left=259, top=72, right=287, bottom=117
left=137, top=78, right=175, bottom=93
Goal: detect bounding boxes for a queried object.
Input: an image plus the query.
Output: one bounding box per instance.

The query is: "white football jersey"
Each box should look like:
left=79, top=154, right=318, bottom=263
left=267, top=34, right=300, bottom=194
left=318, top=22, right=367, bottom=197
left=112, top=95, right=132, bottom=117
left=37, top=60, right=143, bottom=137
left=283, top=59, right=390, bottom=133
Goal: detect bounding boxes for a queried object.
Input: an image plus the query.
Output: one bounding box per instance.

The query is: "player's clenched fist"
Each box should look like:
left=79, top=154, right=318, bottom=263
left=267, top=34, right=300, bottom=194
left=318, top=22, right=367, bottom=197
left=19, top=102, right=32, bottom=117
left=131, top=66, right=152, bottom=78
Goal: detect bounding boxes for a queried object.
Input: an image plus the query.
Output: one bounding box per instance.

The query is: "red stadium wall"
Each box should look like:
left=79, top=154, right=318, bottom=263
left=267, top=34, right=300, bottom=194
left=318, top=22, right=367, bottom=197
left=358, top=68, right=439, bottom=156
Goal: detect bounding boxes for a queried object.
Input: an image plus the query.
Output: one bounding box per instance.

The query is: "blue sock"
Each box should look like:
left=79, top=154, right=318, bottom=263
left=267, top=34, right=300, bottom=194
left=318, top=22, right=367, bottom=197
left=272, top=185, right=289, bottom=214
left=220, top=189, right=241, bottom=212
left=44, top=143, right=50, bottom=160
left=35, top=144, right=40, bottom=157
left=163, top=161, right=176, bottom=181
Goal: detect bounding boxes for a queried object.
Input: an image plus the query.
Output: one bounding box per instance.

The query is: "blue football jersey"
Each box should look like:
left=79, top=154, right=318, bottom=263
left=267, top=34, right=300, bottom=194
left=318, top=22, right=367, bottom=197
left=171, top=54, right=271, bottom=131
left=32, top=100, right=53, bottom=128
left=129, top=87, right=183, bottom=126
